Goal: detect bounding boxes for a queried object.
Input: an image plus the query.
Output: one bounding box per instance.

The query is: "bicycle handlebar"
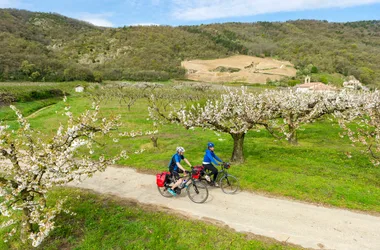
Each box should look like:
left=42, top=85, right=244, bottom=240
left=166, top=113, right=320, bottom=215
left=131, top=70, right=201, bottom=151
left=219, top=162, right=231, bottom=169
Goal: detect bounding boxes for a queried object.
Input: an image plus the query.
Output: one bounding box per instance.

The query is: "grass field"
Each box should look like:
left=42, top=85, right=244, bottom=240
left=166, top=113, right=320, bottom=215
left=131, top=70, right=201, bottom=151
left=3, top=94, right=378, bottom=213
left=1, top=83, right=380, bottom=248
left=0, top=98, right=60, bottom=120
left=0, top=188, right=302, bottom=250
left=0, top=81, right=86, bottom=120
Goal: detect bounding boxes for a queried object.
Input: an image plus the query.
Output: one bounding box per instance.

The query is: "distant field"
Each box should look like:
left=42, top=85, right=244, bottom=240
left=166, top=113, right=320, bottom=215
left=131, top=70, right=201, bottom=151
left=182, top=55, right=297, bottom=84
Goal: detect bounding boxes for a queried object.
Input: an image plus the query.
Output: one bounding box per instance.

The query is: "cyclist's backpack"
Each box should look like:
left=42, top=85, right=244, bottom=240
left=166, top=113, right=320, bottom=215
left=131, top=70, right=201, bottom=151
left=156, top=171, right=170, bottom=187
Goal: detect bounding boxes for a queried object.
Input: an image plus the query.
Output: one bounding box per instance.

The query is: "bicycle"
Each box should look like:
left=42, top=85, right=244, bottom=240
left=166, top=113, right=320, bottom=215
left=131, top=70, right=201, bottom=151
left=197, top=162, right=240, bottom=194
left=157, top=167, right=209, bottom=203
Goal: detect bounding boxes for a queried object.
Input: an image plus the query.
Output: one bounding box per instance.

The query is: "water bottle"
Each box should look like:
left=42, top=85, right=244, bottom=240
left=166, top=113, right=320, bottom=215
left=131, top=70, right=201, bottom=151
left=180, top=179, right=187, bottom=189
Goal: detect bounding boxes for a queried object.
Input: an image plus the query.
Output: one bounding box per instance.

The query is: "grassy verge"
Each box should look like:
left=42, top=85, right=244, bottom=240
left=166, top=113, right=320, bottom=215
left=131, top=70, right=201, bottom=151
left=5, top=96, right=380, bottom=213
left=0, top=81, right=89, bottom=121
left=0, top=81, right=87, bottom=92
left=0, top=188, right=302, bottom=250
left=0, top=98, right=60, bottom=120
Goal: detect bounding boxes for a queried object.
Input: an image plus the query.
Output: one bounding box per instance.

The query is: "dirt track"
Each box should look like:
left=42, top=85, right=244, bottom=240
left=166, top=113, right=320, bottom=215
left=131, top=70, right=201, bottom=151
left=181, top=55, right=297, bottom=84
left=69, top=167, right=380, bottom=250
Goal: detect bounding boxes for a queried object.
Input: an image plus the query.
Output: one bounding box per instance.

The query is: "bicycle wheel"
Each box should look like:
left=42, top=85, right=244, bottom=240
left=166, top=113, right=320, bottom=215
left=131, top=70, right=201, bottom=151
left=215, top=171, right=224, bottom=183
left=199, top=177, right=209, bottom=187
left=157, top=185, right=173, bottom=198
left=199, top=175, right=212, bottom=187
left=186, top=181, right=209, bottom=203
left=220, top=175, right=239, bottom=194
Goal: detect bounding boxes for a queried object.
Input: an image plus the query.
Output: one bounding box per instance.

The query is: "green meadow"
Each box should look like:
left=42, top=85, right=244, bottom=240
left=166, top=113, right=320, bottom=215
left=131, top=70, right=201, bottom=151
left=2, top=86, right=379, bottom=213
left=1, top=82, right=379, bottom=249
left=0, top=188, right=301, bottom=250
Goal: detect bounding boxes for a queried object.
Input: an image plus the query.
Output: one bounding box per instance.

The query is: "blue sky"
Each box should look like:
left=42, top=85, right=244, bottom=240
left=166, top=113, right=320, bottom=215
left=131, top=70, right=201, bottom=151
left=1, top=0, right=380, bottom=27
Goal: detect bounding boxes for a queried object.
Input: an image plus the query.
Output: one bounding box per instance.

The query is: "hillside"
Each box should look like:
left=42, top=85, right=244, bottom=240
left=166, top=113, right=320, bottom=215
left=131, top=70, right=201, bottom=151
left=0, top=9, right=379, bottom=86
left=188, top=21, right=380, bottom=87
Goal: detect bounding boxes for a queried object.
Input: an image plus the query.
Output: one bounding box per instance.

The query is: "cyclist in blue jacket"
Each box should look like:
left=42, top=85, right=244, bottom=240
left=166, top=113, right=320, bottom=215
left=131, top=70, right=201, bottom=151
left=167, top=146, right=192, bottom=196
left=202, top=142, right=223, bottom=187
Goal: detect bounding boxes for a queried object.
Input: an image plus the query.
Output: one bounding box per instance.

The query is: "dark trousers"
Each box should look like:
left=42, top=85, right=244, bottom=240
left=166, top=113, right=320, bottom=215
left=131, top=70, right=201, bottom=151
left=169, top=167, right=183, bottom=180
left=202, top=164, right=218, bottom=182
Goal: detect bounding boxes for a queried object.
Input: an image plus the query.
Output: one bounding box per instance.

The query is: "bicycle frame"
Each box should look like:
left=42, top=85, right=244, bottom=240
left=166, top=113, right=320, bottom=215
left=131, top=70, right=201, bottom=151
left=159, top=167, right=209, bottom=203
left=201, top=162, right=230, bottom=182
left=196, top=162, right=239, bottom=194
left=166, top=169, right=203, bottom=193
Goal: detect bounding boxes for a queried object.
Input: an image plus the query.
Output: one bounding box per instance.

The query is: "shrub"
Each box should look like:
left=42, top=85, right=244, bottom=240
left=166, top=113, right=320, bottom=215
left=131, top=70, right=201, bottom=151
left=0, top=92, right=16, bottom=106
left=319, top=76, right=328, bottom=84
left=64, top=65, right=95, bottom=82
left=17, top=89, right=65, bottom=102
left=311, top=66, right=319, bottom=74
left=287, top=79, right=301, bottom=86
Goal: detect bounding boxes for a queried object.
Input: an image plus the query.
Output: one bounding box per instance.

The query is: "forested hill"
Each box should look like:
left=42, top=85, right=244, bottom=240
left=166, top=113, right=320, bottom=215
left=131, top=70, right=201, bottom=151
left=1, top=9, right=380, bottom=86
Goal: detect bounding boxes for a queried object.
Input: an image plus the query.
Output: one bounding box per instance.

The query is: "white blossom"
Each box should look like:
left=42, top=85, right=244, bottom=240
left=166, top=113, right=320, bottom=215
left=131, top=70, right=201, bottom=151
left=149, top=87, right=368, bottom=162
left=134, top=148, right=146, bottom=154
left=0, top=102, right=141, bottom=246
left=149, top=87, right=274, bottom=162
left=335, top=90, right=380, bottom=166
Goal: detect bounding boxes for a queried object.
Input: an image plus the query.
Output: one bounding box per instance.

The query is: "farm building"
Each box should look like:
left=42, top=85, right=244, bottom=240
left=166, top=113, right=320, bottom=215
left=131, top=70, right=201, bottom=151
left=296, top=76, right=337, bottom=93
left=75, top=85, right=84, bottom=92
left=343, top=78, right=369, bottom=91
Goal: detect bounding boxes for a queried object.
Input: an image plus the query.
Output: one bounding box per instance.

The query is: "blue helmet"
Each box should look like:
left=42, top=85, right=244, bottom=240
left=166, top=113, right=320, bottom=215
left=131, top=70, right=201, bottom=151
left=207, top=142, right=215, bottom=148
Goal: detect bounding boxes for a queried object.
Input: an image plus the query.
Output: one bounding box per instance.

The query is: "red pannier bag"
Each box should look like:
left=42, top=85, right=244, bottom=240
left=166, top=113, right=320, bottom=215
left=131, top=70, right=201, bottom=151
left=156, top=171, right=170, bottom=187
left=192, top=166, right=204, bottom=179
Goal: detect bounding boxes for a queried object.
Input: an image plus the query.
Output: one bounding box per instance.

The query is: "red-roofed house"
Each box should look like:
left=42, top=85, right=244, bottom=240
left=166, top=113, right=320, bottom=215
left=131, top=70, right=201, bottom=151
left=296, top=76, right=337, bottom=93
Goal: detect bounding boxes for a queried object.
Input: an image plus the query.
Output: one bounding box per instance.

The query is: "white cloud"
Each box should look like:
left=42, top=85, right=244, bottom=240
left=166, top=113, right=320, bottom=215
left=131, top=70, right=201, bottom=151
left=83, top=17, right=114, bottom=27
left=172, top=0, right=380, bottom=20
left=77, top=13, right=114, bottom=27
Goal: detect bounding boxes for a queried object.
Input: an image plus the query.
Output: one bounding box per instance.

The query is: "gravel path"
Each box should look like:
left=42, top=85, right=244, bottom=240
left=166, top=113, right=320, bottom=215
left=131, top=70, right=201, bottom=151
left=68, top=166, right=380, bottom=250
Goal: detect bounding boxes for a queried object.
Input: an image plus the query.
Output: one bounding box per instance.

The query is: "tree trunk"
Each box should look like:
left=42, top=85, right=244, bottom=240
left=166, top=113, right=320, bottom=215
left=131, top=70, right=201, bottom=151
left=287, top=123, right=298, bottom=145
left=230, top=132, right=246, bottom=163
left=151, top=136, right=158, bottom=148
left=287, top=115, right=298, bottom=145
left=287, top=129, right=298, bottom=145
left=20, top=192, right=33, bottom=243
left=21, top=207, right=32, bottom=243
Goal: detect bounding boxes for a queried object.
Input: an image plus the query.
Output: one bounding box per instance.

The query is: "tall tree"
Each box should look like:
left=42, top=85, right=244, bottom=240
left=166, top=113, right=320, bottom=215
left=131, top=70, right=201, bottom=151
left=336, top=91, right=380, bottom=166
left=264, top=90, right=357, bottom=144
left=149, top=88, right=274, bottom=163
left=0, top=99, right=128, bottom=247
